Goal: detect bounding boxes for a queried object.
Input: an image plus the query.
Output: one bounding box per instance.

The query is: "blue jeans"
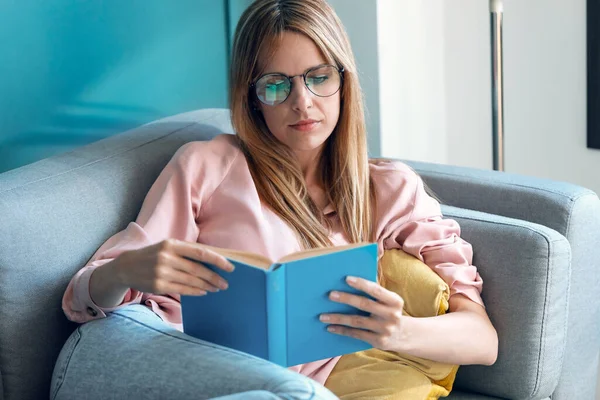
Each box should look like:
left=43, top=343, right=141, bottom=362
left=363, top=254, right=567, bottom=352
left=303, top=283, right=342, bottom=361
left=50, top=305, right=338, bottom=400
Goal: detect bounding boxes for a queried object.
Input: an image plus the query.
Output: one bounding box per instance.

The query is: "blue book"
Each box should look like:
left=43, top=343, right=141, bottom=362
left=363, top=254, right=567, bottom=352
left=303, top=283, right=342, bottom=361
left=181, top=242, right=378, bottom=367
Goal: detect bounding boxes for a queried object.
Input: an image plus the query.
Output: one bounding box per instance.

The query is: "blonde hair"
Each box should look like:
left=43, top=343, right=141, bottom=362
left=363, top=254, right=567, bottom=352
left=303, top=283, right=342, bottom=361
left=229, top=0, right=374, bottom=251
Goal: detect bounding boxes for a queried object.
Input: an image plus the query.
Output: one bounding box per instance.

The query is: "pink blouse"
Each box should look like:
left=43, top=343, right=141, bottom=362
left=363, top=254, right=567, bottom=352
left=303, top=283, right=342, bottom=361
left=62, top=134, right=483, bottom=385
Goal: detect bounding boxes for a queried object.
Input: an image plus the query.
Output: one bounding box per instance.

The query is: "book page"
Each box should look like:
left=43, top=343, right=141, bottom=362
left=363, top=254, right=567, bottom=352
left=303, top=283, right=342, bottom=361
left=201, top=245, right=272, bottom=270
left=277, top=242, right=371, bottom=264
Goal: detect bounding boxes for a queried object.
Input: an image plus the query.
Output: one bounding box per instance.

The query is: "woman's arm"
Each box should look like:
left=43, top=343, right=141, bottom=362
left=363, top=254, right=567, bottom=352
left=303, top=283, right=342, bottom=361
left=63, top=140, right=234, bottom=323
left=89, top=239, right=234, bottom=308
left=321, top=278, right=498, bottom=366
left=322, top=161, right=497, bottom=365
left=398, top=294, right=498, bottom=365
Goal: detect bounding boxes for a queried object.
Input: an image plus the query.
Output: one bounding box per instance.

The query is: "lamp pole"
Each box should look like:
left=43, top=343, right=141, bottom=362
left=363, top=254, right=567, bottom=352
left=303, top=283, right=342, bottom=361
left=490, top=0, right=504, bottom=171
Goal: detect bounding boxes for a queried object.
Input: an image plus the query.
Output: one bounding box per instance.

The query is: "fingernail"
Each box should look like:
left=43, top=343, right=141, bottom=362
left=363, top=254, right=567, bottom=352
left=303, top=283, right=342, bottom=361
left=346, top=276, right=357, bottom=284
left=218, top=281, right=228, bottom=290
left=320, top=314, right=330, bottom=322
left=330, top=291, right=340, bottom=300
left=328, top=326, right=337, bottom=333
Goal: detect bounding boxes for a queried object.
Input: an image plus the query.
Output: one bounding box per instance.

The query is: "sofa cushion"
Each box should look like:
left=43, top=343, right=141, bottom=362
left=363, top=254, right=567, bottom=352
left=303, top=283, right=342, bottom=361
left=0, top=109, right=234, bottom=400
left=442, top=206, right=570, bottom=399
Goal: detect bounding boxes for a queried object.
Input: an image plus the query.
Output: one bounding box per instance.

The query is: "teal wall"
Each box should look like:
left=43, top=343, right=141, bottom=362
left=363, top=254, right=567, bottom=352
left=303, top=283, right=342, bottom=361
left=228, top=0, right=253, bottom=42
left=0, top=1, right=242, bottom=173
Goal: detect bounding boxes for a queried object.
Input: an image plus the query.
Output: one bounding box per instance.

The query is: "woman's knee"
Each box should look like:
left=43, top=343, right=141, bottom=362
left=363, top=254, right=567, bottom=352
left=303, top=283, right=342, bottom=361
left=50, top=327, right=82, bottom=400
left=211, top=387, right=337, bottom=400
left=264, top=375, right=338, bottom=400
left=51, top=306, right=338, bottom=400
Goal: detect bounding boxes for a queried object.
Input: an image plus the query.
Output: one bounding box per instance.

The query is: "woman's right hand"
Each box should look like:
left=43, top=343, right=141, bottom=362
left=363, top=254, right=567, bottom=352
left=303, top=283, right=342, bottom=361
left=113, top=239, right=235, bottom=296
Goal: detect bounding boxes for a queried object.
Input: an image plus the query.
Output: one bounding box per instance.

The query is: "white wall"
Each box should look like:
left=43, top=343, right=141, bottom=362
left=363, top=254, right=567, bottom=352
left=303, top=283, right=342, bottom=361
left=443, top=1, right=492, bottom=170
left=377, top=0, right=448, bottom=164
left=376, top=0, right=492, bottom=169
left=503, top=0, right=599, bottom=194
left=329, top=0, right=381, bottom=157
left=376, top=0, right=600, bottom=195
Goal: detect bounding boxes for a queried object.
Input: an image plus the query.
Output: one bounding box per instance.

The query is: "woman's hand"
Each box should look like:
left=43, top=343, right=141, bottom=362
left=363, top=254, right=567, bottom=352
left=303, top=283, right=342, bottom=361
left=320, top=276, right=406, bottom=352
left=113, top=239, right=235, bottom=296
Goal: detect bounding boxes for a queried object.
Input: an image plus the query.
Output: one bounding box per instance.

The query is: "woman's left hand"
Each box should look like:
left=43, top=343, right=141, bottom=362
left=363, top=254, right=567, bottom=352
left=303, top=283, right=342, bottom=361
left=320, top=276, right=405, bottom=352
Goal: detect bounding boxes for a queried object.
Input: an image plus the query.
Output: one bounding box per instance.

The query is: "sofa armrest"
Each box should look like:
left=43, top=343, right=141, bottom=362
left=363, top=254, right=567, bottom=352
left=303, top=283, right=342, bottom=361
left=438, top=205, right=570, bottom=400
left=404, top=160, right=596, bottom=235
left=405, top=160, right=600, bottom=399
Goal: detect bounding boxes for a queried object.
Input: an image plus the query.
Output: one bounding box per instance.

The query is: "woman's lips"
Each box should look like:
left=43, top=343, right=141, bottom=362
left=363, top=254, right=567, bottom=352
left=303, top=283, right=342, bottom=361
left=290, top=120, right=320, bottom=132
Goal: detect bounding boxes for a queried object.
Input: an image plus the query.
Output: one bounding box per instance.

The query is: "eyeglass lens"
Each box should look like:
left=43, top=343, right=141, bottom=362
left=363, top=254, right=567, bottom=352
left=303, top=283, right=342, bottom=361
left=255, top=65, right=341, bottom=106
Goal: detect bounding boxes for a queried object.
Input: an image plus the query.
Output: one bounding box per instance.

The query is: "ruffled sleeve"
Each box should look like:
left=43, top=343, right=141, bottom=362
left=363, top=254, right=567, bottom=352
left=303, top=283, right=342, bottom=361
left=371, top=160, right=484, bottom=306
left=62, top=136, right=237, bottom=324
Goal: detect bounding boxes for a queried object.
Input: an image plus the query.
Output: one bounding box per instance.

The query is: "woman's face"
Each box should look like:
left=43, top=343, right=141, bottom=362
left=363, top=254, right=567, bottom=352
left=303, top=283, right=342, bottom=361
left=256, top=31, right=341, bottom=157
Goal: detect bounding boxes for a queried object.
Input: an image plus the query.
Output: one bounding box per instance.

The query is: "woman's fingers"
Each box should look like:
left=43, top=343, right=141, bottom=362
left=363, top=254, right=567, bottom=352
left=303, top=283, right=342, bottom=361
left=155, top=251, right=230, bottom=291
left=163, top=282, right=208, bottom=296
left=157, top=265, right=222, bottom=293
left=328, top=290, right=389, bottom=316
left=165, top=239, right=235, bottom=273
left=136, top=239, right=236, bottom=296
left=319, top=313, right=381, bottom=332
left=344, top=276, right=404, bottom=308
left=174, top=255, right=230, bottom=290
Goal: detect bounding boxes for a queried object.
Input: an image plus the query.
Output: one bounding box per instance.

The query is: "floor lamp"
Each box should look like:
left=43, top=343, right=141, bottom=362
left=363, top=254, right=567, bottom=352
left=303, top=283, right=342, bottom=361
left=490, top=0, right=504, bottom=171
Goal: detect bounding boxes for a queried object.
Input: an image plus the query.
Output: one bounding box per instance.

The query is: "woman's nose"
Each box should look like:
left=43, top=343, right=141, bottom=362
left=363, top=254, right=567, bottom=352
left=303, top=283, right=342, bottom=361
left=288, top=76, right=313, bottom=111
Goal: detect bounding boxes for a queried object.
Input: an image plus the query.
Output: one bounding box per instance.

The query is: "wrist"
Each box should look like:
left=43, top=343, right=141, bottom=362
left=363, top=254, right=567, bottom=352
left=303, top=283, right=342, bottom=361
left=107, top=254, right=130, bottom=290
left=89, top=257, right=131, bottom=308
left=90, top=255, right=129, bottom=295
left=393, top=315, right=418, bottom=354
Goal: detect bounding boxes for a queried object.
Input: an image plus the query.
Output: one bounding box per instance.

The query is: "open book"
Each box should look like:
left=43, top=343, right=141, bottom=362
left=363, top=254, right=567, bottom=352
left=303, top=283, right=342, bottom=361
left=181, top=242, right=378, bottom=367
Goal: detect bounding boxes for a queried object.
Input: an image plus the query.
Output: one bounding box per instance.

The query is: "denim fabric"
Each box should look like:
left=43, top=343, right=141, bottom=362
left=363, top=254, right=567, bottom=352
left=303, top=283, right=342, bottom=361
left=50, top=305, right=337, bottom=400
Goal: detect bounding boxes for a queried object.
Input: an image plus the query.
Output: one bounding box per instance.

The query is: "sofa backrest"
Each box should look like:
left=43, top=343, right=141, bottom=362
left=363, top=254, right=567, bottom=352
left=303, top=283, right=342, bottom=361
left=0, top=109, right=235, bottom=400
left=409, top=160, right=600, bottom=400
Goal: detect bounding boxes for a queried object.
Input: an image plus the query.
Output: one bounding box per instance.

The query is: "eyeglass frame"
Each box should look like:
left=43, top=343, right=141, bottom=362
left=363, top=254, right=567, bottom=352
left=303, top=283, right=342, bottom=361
left=250, top=64, right=345, bottom=106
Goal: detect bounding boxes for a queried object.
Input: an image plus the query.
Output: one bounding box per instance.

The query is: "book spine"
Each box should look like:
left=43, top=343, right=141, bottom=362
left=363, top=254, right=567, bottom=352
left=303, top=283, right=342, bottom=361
left=266, top=263, right=287, bottom=366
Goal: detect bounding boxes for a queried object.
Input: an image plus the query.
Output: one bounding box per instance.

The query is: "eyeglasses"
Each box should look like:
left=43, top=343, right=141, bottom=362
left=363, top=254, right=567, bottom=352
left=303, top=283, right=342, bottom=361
left=251, top=64, right=344, bottom=106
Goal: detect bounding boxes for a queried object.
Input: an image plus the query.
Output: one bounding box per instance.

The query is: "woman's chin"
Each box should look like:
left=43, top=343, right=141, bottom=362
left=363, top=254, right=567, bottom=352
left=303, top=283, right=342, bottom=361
left=288, top=139, right=329, bottom=155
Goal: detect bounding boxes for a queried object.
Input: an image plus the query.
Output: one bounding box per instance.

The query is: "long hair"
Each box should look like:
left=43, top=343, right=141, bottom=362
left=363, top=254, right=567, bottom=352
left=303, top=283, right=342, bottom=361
left=229, top=0, right=374, bottom=251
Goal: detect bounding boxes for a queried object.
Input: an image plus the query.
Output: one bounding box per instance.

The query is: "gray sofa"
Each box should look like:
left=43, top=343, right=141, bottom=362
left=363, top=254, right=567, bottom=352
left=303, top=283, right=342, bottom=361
left=1, top=108, right=599, bottom=400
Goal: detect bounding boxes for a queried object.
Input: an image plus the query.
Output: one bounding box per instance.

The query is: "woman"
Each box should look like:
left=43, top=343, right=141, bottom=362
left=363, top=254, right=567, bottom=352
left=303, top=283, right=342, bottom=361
left=51, top=0, right=498, bottom=399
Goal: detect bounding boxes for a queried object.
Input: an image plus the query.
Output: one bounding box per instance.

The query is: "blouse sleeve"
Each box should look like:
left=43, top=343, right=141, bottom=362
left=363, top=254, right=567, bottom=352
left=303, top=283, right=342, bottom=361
left=371, top=160, right=484, bottom=306
left=62, top=139, right=231, bottom=323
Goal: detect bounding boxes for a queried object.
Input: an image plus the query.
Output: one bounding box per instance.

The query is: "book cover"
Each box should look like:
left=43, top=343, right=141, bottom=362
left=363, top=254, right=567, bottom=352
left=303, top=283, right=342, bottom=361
left=181, top=242, right=378, bottom=367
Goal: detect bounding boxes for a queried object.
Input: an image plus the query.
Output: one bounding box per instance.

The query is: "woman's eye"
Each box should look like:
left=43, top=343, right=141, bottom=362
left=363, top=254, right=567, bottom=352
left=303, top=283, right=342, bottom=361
left=266, top=81, right=287, bottom=90
left=308, top=76, right=328, bottom=85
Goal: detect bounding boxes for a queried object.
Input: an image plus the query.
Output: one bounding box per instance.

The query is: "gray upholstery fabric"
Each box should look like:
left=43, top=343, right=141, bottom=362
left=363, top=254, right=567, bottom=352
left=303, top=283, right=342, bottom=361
left=407, top=160, right=600, bottom=400
left=440, top=206, right=569, bottom=399
left=555, top=194, right=600, bottom=400
left=0, top=108, right=592, bottom=399
left=449, top=389, right=551, bottom=400
left=0, top=110, right=235, bottom=400
left=448, top=389, right=507, bottom=399
left=404, top=160, right=594, bottom=234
